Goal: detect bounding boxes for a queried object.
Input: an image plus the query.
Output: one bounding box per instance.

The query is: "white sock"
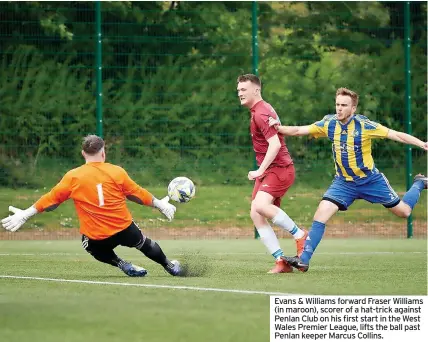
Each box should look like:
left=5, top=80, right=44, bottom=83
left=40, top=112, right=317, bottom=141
left=256, top=225, right=284, bottom=260
left=272, top=209, right=305, bottom=239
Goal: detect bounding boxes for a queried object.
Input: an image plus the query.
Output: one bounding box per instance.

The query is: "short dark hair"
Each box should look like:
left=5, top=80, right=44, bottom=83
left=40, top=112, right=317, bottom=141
left=336, top=87, right=359, bottom=107
left=237, top=74, right=261, bottom=87
left=82, top=135, right=105, bottom=155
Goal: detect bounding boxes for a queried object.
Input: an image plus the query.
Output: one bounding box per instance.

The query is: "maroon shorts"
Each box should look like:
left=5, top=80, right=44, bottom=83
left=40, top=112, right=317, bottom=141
left=251, top=164, right=295, bottom=207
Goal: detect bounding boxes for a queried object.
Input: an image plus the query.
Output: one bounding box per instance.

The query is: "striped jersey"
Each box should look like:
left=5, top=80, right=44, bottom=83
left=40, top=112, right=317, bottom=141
left=34, top=162, right=153, bottom=240
left=308, top=114, right=389, bottom=182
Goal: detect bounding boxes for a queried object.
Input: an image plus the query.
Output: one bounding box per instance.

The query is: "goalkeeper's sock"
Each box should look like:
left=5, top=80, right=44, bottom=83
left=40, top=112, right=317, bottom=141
left=300, top=221, right=325, bottom=264
left=164, top=260, right=179, bottom=275
left=402, top=180, right=425, bottom=210
left=90, top=249, right=124, bottom=267
left=256, top=225, right=284, bottom=259
left=138, top=237, right=170, bottom=267
left=272, top=209, right=305, bottom=239
left=116, top=259, right=129, bottom=269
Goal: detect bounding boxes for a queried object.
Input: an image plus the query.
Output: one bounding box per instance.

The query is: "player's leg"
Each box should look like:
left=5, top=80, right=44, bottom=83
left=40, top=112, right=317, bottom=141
left=116, top=222, right=181, bottom=276
left=250, top=179, right=292, bottom=273
left=358, top=172, right=425, bottom=218
left=301, top=200, right=339, bottom=260
left=81, top=234, right=147, bottom=277
left=388, top=201, right=411, bottom=218
left=81, top=234, right=121, bottom=266
left=253, top=191, right=306, bottom=255
left=251, top=204, right=292, bottom=273
left=389, top=174, right=427, bottom=218
left=139, top=237, right=180, bottom=276
left=282, top=178, right=356, bottom=272
left=253, top=165, right=307, bottom=255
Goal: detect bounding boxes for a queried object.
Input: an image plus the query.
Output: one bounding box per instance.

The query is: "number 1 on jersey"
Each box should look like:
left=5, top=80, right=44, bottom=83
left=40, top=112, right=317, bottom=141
left=96, top=183, right=105, bottom=207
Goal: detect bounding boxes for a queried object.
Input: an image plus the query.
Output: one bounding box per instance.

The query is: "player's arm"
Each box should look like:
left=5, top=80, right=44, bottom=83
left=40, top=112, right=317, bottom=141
left=248, top=134, right=282, bottom=180
left=268, top=117, right=311, bottom=136
left=121, top=170, right=176, bottom=221
left=386, top=129, right=428, bottom=150
left=122, top=174, right=154, bottom=207
left=278, top=125, right=311, bottom=136
left=257, top=134, right=281, bottom=173
left=1, top=174, right=73, bottom=232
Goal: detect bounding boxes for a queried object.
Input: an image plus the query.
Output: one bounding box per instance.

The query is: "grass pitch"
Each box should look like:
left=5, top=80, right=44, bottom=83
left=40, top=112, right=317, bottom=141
left=0, top=239, right=426, bottom=342
left=1, top=184, right=426, bottom=236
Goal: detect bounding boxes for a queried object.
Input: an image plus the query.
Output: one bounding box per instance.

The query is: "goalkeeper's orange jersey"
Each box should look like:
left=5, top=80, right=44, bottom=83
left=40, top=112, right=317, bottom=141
left=34, top=162, right=153, bottom=240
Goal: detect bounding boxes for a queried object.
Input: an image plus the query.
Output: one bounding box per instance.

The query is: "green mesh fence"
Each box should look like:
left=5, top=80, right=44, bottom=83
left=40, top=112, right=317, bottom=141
left=0, top=1, right=426, bottom=240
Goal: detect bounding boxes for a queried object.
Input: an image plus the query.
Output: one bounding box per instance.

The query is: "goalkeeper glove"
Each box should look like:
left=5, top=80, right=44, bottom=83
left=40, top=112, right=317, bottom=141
left=1, top=206, right=38, bottom=232
left=153, top=196, right=176, bottom=221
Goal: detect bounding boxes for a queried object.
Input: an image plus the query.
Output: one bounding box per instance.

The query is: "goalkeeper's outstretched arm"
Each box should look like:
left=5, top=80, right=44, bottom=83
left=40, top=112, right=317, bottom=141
left=1, top=206, right=38, bottom=232
left=122, top=170, right=176, bottom=221
left=1, top=173, right=72, bottom=232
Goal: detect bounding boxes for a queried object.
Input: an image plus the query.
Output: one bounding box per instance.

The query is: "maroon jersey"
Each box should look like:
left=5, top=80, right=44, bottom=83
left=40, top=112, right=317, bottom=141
left=250, top=100, right=293, bottom=168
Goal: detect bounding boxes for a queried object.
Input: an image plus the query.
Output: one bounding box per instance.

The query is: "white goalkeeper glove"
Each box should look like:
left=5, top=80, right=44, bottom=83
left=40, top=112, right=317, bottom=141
left=1, top=206, right=38, bottom=232
left=153, top=196, right=176, bottom=222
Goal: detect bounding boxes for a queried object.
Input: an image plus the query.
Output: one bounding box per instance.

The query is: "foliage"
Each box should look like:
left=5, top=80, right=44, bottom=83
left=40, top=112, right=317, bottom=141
left=0, top=46, right=96, bottom=163
left=0, top=1, right=426, bottom=186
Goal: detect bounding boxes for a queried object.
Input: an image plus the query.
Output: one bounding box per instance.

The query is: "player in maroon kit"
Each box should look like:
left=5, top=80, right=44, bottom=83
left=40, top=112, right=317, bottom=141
left=237, top=74, right=308, bottom=273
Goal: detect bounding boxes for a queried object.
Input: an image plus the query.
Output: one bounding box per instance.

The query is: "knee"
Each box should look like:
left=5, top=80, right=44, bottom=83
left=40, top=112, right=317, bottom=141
left=395, top=208, right=411, bottom=219
left=389, top=202, right=412, bottom=218
left=313, top=207, right=328, bottom=223
left=250, top=206, right=259, bottom=222
left=139, top=237, right=153, bottom=252
left=250, top=204, right=267, bottom=225
left=139, top=238, right=162, bottom=257
left=251, top=200, right=265, bottom=217
left=313, top=200, right=339, bottom=223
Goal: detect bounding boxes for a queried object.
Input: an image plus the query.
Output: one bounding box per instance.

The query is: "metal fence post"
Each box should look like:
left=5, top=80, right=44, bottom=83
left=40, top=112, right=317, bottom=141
left=404, top=1, right=413, bottom=238
left=95, top=1, right=103, bottom=138
left=252, top=1, right=260, bottom=239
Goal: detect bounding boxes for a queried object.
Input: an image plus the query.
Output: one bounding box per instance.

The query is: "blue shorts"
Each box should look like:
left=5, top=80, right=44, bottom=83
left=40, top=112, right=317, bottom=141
left=322, top=173, right=400, bottom=211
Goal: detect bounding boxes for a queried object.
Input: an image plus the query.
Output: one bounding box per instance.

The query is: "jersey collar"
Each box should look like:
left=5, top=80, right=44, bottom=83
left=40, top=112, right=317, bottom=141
left=250, top=100, right=264, bottom=112
left=338, top=114, right=355, bottom=127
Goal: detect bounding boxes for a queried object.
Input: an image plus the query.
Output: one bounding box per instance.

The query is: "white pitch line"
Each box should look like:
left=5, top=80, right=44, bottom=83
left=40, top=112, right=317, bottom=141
left=0, top=275, right=298, bottom=296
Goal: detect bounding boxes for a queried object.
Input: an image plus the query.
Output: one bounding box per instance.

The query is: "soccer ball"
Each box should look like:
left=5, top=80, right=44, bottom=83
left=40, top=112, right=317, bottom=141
left=167, top=177, right=196, bottom=203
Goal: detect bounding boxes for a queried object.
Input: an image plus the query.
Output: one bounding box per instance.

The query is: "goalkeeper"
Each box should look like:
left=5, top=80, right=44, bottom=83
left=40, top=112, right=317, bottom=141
left=1, top=135, right=181, bottom=277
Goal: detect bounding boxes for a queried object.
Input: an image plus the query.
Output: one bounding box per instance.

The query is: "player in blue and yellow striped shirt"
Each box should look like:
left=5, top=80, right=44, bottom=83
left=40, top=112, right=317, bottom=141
left=269, top=87, right=427, bottom=272
left=309, top=113, right=391, bottom=182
